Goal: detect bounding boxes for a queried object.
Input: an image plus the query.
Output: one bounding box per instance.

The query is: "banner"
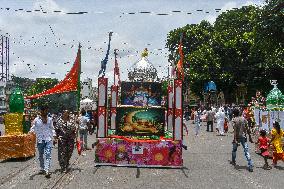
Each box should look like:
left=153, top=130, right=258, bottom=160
left=254, top=109, right=284, bottom=130
left=120, top=82, right=162, bottom=106
left=116, top=107, right=165, bottom=136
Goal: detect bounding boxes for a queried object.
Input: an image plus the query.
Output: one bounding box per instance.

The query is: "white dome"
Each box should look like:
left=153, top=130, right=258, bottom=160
left=128, top=57, right=157, bottom=82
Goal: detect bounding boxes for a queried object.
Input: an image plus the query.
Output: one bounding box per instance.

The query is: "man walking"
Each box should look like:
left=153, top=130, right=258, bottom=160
left=78, top=109, right=90, bottom=155
left=230, top=108, right=253, bottom=172
left=30, top=105, right=56, bottom=178
left=206, top=107, right=215, bottom=132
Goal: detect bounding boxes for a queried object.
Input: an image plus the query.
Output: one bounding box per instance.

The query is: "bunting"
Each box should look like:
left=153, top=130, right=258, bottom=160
left=25, top=45, right=81, bottom=99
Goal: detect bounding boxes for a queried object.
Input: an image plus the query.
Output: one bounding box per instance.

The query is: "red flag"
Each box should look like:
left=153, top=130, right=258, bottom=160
left=76, top=139, right=82, bottom=155
left=176, top=34, right=184, bottom=80
left=25, top=47, right=81, bottom=99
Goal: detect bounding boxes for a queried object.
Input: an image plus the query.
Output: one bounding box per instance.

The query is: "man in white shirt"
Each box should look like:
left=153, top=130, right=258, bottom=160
left=77, top=109, right=90, bottom=153
left=30, top=105, right=56, bottom=178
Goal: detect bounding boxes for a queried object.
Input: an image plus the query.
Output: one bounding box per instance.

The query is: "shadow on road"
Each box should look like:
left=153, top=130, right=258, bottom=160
left=0, top=157, right=34, bottom=163
left=234, top=165, right=248, bottom=171
left=274, top=166, right=284, bottom=170
left=29, top=167, right=83, bottom=180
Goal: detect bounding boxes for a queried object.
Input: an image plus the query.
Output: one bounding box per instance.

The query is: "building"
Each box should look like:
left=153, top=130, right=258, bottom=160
left=81, top=78, right=96, bottom=101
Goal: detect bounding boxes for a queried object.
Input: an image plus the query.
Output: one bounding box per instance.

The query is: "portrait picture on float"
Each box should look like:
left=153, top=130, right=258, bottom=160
left=120, top=82, right=162, bottom=106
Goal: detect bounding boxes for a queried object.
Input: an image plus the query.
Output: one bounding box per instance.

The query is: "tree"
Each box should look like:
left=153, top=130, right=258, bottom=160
left=10, top=75, right=35, bottom=94
left=166, top=2, right=284, bottom=103
left=252, top=0, right=284, bottom=92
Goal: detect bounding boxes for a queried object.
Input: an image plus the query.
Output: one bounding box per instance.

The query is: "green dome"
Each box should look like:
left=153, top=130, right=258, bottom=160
left=266, top=86, right=284, bottom=110
left=9, top=87, right=25, bottom=113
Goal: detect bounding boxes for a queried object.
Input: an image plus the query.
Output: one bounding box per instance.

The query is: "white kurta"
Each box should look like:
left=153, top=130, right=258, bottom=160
left=215, top=110, right=226, bottom=135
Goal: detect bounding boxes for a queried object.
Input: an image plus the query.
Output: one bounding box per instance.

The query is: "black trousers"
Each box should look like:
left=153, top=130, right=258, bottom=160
left=207, top=121, right=213, bottom=132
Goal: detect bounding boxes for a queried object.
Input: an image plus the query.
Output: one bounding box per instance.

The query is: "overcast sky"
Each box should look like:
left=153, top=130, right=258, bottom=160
left=0, top=0, right=264, bottom=86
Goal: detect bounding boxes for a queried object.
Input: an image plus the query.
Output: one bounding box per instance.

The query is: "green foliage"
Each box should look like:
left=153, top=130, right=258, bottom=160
left=166, top=2, right=284, bottom=102
left=11, top=75, right=35, bottom=94
left=26, top=78, right=58, bottom=96
left=161, top=80, right=169, bottom=96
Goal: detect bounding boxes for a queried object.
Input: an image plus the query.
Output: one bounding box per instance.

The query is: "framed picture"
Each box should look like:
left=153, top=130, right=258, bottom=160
left=121, top=82, right=161, bottom=106
left=116, top=106, right=165, bottom=136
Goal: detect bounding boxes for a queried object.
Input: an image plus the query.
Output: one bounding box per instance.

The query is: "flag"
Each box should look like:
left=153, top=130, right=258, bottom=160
left=25, top=46, right=81, bottom=99
left=176, top=33, right=184, bottom=80
left=99, top=32, right=113, bottom=77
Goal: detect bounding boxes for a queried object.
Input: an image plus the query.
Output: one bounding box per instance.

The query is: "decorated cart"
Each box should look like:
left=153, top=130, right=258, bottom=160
left=0, top=88, right=36, bottom=160
left=94, top=48, right=184, bottom=168
left=252, top=80, right=284, bottom=155
left=253, top=81, right=284, bottom=131
left=0, top=45, right=82, bottom=161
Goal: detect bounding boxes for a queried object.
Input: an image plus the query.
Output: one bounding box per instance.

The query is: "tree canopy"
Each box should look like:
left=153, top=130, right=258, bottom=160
left=166, top=0, right=284, bottom=102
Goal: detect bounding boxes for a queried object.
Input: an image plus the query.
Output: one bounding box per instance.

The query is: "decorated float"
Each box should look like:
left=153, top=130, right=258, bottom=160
left=251, top=80, right=284, bottom=155
left=0, top=88, right=36, bottom=160
left=94, top=47, right=184, bottom=168
left=0, top=45, right=82, bottom=160
left=253, top=80, right=284, bottom=131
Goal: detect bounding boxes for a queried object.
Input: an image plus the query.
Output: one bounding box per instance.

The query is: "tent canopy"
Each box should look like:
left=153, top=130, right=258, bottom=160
left=81, top=98, right=93, bottom=103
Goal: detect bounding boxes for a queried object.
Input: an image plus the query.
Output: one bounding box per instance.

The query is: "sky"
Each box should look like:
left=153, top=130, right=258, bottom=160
left=0, top=0, right=265, bottom=86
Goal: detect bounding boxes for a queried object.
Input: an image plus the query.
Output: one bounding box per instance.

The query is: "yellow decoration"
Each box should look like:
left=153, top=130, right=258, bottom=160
left=141, top=48, right=149, bottom=57
left=154, top=153, right=164, bottom=161
left=0, top=134, right=36, bottom=160
left=105, top=149, right=113, bottom=159
left=117, top=144, right=126, bottom=152
left=4, top=113, right=23, bottom=135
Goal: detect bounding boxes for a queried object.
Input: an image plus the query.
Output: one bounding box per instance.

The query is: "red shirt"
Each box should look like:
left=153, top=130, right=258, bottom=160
left=258, top=136, right=270, bottom=149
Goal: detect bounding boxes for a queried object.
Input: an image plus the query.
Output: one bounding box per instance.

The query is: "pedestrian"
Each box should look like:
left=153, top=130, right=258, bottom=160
left=54, top=110, right=77, bottom=173
left=215, top=107, right=226, bottom=136
left=183, top=122, right=189, bottom=136
left=29, top=105, right=55, bottom=178
left=230, top=108, right=254, bottom=172
left=92, top=110, right=98, bottom=134
left=224, top=118, right=229, bottom=133
left=77, top=109, right=90, bottom=154
left=87, top=110, right=94, bottom=135
left=270, top=121, right=284, bottom=167
left=206, top=107, right=215, bottom=132
left=255, top=130, right=271, bottom=169
left=194, top=108, right=201, bottom=136
left=228, top=105, right=233, bottom=121
left=184, top=107, right=190, bottom=121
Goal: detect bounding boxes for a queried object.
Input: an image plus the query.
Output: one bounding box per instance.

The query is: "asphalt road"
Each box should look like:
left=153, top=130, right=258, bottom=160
left=0, top=121, right=283, bottom=189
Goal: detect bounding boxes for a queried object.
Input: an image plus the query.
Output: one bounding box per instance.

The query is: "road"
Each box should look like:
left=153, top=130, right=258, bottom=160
left=0, top=121, right=283, bottom=189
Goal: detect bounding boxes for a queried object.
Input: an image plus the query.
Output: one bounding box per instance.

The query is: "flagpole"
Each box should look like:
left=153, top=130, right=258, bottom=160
left=114, top=49, right=118, bottom=85
left=77, top=43, right=81, bottom=112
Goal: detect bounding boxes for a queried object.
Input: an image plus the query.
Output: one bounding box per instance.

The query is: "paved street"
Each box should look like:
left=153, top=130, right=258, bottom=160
left=1, top=121, right=283, bottom=189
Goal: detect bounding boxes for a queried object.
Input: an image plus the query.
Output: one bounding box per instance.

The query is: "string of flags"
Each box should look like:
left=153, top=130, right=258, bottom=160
left=8, top=35, right=171, bottom=75
left=0, top=7, right=243, bottom=16
left=5, top=34, right=169, bottom=59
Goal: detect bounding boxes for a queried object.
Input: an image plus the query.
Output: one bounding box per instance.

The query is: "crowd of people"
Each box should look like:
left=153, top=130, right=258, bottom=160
left=185, top=105, right=284, bottom=172
left=29, top=105, right=97, bottom=178
left=24, top=103, right=283, bottom=178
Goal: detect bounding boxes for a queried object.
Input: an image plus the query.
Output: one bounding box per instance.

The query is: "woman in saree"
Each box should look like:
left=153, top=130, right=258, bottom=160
left=55, top=110, right=77, bottom=173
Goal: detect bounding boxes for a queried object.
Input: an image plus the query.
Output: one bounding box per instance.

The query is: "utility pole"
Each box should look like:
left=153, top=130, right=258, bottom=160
left=0, top=35, right=9, bottom=82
